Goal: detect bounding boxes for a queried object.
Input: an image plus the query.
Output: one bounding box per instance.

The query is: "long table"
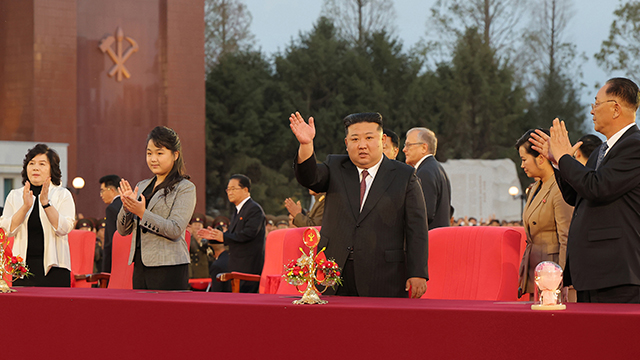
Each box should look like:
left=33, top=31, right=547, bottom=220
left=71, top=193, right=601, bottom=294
left=2, top=287, right=639, bottom=359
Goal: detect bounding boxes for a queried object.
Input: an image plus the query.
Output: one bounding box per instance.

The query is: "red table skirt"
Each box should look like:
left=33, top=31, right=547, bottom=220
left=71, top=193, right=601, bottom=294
left=2, top=287, right=639, bottom=359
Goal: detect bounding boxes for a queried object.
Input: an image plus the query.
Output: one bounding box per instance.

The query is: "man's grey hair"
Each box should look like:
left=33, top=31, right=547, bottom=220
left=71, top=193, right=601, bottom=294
left=407, top=127, right=438, bottom=155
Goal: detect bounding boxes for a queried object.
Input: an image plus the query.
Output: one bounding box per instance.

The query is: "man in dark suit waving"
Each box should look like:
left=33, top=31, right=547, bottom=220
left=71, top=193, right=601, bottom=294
left=200, top=174, right=265, bottom=293
left=531, top=77, right=640, bottom=303
left=403, top=127, right=452, bottom=229
left=290, top=111, right=428, bottom=298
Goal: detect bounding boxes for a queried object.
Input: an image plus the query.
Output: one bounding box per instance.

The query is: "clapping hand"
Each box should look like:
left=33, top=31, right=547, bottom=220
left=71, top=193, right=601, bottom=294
left=284, top=197, right=303, bottom=216
left=40, top=177, right=51, bottom=206
left=118, top=179, right=145, bottom=218
left=530, top=118, right=583, bottom=166
left=197, top=226, right=224, bottom=243
left=22, top=181, right=34, bottom=209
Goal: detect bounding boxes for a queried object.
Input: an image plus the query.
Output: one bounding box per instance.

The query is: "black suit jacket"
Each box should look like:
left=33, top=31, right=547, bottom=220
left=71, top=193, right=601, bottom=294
left=223, top=198, right=265, bottom=276
left=555, top=125, right=640, bottom=291
left=415, top=156, right=452, bottom=229
left=295, top=154, right=429, bottom=298
left=102, top=196, right=122, bottom=273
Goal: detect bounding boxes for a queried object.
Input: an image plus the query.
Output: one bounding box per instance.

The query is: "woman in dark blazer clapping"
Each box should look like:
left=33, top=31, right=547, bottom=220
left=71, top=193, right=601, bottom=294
left=117, top=126, right=196, bottom=290
left=515, top=129, right=573, bottom=299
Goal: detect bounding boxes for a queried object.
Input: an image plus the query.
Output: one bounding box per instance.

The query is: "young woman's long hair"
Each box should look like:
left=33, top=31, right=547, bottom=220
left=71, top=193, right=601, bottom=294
left=147, top=126, right=190, bottom=196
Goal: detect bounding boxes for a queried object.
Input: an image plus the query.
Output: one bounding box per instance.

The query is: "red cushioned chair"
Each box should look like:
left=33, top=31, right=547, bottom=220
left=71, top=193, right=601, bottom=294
left=422, top=226, right=521, bottom=301
left=69, top=230, right=98, bottom=288
left=73, top=231, right=134, bottom=289
left=106, top=232, right=134, bottom=289
left=216, top=227, right=314, bottom=294
left=510, top=226, right=531, bottom=301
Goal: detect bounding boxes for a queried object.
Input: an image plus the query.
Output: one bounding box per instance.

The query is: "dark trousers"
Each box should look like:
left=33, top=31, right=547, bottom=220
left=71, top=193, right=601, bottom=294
left=577, top=284, right=640, bottom=304
left=133, top=248, right=189, bottom=290
left=13, top=256, right=70, bottom=287
left=335, top=258, right=358, bottom=296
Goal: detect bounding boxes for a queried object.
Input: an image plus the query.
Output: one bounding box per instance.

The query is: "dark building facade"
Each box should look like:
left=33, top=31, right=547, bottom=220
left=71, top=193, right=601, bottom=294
left=0, top=0, right=206, bottom=217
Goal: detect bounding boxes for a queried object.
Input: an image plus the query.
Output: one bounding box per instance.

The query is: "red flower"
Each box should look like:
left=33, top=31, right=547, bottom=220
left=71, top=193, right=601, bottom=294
left=16, top=256, right=23, bottom=263
left=336, top=271, right=341, bottom=276
left=18, top=266, right=27, bottom=273
left=11, top=256, right=18, bottom=264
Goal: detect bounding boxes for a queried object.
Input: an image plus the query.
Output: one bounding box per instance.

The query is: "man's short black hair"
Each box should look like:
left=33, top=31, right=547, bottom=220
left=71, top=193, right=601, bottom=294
left=383, top=128, right=399, bottom=148
left=343, top=112, right=383, bottom=135
left=577, top=134, right=603, bottom=159
left=230, top=174, right=251, bottom=192
left=606, top=77, right=640, bottom=111
left=99, top=174, right=121, bottom=189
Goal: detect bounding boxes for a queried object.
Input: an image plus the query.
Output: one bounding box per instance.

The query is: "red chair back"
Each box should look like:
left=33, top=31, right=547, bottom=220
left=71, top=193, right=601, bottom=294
left=258, top=229, right=288, bottom=294
left=68, top=230, right=96, bottom=288
left=185, top=230, right=191, bottom=250
left=423, top=226, right=521, bottom=301
left=108, top=232, right=134, bottom=289
left=276, top=227, right=321, bottom=295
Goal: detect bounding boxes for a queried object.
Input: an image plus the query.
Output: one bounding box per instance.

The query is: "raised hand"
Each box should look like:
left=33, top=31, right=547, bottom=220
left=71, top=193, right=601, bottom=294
left=529, top=129, right=556, bottom=165
left=22, top=181, right=33, bottom=209
left=289, top=111, right=315, bottom=145
left=118, top=179, right=138, bottom=201
left=549, top=118, right=583, bottom=163
left=39, top=177, right=51, bottom=205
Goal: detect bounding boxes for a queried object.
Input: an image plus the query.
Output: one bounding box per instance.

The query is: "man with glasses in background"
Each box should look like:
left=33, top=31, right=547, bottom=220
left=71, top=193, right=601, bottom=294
left=99, top=174, right=122, bottom=273
left=198, top=174, right=265, bottom=293
left=403, top=128, right=452, bottom=229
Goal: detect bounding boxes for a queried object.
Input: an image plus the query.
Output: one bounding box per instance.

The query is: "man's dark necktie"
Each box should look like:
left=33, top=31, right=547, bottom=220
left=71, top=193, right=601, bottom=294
left=595, top=143, right=609, bottom=170
left=360, top=169, right=369, bottom=208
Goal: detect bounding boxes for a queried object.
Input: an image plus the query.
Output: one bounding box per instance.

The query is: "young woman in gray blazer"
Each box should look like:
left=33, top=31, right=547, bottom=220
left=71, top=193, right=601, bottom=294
left=117, top=126, right=197, bottom=290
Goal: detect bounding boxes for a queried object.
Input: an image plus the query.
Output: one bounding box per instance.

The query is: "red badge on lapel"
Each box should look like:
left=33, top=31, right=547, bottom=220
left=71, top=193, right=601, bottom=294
left=239, top=217, right=243, bottom=220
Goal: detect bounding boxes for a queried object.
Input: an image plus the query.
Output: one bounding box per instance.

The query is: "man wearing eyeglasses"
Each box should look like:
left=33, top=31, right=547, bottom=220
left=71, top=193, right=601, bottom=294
left=530, top=77, right=640, bottom=304
left=198, top=174, right=265, bottom=293
left=99, top=174, right=122, bottom=273
left=403, top=127, right=452, bottom=229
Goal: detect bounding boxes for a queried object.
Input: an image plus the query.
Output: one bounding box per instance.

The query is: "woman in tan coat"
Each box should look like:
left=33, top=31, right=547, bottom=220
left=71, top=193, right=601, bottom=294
left=515, top=129, right=573, bottom=298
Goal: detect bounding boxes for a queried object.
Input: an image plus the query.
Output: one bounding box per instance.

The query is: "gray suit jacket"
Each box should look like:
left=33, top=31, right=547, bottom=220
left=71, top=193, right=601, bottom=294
left=117, top=178, right=196, bottom=267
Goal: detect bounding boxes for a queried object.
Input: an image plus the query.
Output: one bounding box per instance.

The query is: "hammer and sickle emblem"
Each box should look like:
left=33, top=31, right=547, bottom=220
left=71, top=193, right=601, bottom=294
left=99, top=27, right=139, bottom=82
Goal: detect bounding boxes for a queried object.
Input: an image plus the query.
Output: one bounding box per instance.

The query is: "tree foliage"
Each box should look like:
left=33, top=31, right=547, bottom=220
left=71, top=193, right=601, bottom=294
left=321, top=0, right=397, bottom=45
left=428, top=0, right=525, bottom=57
left=595, top=0, right=640, bottom=77
left=204, top=0, right=256, bottom=72
left=522, top=0, right=587, bottom=140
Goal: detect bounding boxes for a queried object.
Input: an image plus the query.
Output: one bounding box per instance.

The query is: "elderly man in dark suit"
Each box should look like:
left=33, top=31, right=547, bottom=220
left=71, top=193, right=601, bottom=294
left=290, top=111, right=428, bottom=298
left=403, top=127, right=452, bottom=230
left=531, top=77, right=640, bottom=303
left=199, top=174, right=265, bottom=293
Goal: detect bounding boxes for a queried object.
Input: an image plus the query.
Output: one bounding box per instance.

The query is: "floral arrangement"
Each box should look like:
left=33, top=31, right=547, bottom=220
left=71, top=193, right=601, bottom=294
left=5, top=255, right=30, bottom=281
left=1, top=229, right=31, bottom=289
left=315, top=257, right=342, bottom=288
left=283, top=254, right=343, bottom=288
left=281, top=228, right=343, bottom=304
